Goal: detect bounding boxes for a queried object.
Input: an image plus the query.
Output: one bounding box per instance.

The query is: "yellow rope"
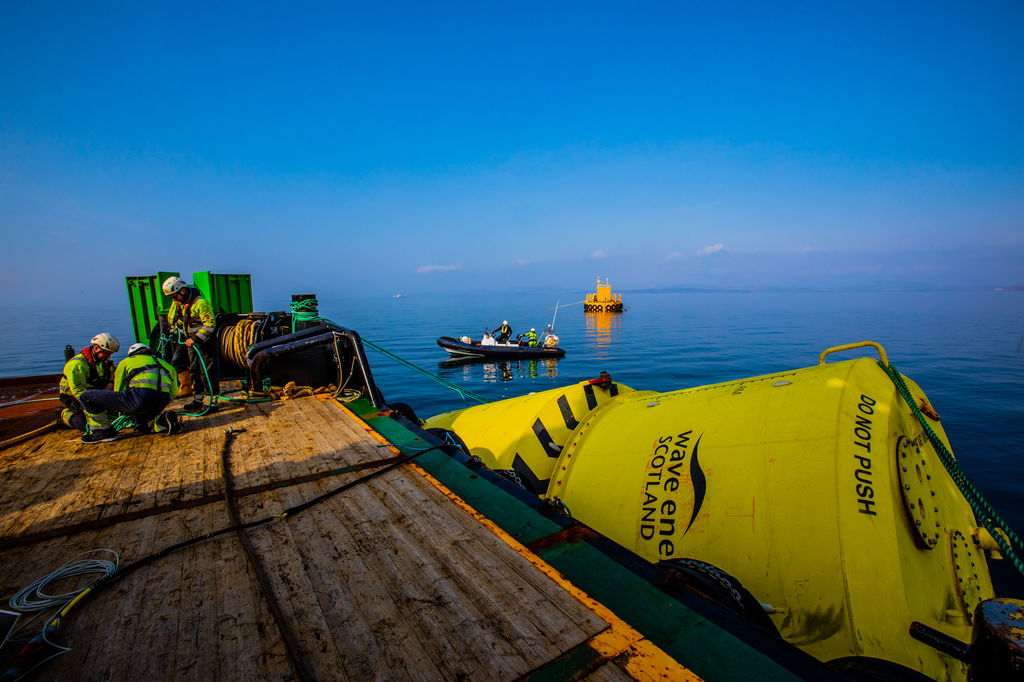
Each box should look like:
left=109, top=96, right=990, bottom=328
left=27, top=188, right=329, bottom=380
left=220, top=319, right=261, bottom=371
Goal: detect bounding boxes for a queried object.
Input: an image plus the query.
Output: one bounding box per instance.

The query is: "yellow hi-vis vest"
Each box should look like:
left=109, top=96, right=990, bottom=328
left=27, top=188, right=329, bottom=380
left=114, top=353, right=179, bottom=396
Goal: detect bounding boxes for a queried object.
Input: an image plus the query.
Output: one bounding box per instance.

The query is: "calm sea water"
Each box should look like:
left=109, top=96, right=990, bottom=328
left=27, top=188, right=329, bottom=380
left=3, top=290, right=1023, bottom=593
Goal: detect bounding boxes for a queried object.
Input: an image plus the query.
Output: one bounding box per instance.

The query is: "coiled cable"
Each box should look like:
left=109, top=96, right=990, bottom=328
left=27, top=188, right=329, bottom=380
left=8, top=549, right=119, bottom=613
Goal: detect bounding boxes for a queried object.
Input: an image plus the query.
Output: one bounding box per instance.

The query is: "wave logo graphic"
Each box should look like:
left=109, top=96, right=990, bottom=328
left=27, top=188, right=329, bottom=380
left=684, top=434, right=706, bottom=535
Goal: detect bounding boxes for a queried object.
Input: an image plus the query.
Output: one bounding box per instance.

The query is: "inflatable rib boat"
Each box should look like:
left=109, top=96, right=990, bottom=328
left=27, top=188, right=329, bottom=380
left=436, top=335, right=565, bottom=359
left=424, top=341, right=1022, bottom=681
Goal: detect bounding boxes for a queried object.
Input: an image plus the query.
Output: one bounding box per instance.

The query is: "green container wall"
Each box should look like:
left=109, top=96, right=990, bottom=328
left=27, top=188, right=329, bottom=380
left=191, top=272, right=253, bottom=315
left=125, top=271, right=180, bottom=346
left=125, top=271, right=252, bottom=347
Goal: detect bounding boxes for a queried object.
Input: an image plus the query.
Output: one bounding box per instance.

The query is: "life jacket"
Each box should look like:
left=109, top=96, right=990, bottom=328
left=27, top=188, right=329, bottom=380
left=169, top=288, right=196, bottom=330
left=60, top=347, right=114, bottom=397
left=169, top=288, right=216, bottom=342
left=78, top=346, right=114, bottom=387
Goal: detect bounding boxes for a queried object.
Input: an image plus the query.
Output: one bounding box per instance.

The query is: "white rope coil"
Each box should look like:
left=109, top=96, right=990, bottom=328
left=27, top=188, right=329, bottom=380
left=8, top=549, right=119, bottom=612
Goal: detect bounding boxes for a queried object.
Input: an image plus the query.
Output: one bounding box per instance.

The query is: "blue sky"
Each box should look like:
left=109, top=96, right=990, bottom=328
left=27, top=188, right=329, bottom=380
left=2, top=1, right=1022, bottom=302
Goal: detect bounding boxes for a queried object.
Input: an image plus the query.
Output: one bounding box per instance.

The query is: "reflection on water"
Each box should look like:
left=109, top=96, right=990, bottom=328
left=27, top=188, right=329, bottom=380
left=584, top=312, right=621, bottom=359
left=439, top=357, right=560, bottom=382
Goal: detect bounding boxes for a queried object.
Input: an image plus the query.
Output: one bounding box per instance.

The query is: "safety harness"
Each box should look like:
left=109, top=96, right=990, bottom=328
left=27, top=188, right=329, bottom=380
left=122, top=350, right=176, bottom=394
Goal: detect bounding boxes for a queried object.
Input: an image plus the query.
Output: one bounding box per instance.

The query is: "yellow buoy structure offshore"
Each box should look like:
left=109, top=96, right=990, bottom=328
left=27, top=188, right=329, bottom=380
left=584, top=277, right=624, bottom=312
left=424, top=342, right=1012, bottom=680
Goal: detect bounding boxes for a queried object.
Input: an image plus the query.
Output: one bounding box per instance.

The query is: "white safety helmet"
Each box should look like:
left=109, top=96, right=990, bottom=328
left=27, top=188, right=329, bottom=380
left=531, top=327, right=536, bottom=332
left=91, top=333, right=120, bottom=353
left=503, top=320, right=508, bottom=325
left=128, top=342, right=150, bottom=356
left=162, top=276, right=186, bottom=295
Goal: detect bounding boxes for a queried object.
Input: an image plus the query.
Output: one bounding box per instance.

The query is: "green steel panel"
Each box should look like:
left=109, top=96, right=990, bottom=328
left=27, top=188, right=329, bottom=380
left=127, top=270, right=252, bottom=347
left=192, top=271, right=253, bottom=314
left=155, top=271, right=179, bottom=314
left=125, top=272, right=179, bottom=346
left=192, top=271, right=213, bottom=309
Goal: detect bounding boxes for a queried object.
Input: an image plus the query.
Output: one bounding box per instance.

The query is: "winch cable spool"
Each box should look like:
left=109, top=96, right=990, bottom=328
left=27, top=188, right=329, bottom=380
left=252, top=304, right=487, bottom=407
left=166, top=306, right=488, bottom=411
left=1, top=436, right=450, bottom=680
left=880, top=360, right=1024, bottom=577
left=219, top=319, right=261, bottom=372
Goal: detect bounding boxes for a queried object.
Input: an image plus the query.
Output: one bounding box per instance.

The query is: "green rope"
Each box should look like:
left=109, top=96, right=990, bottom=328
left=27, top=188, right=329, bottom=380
left=879, top=360, right=1024, bottom=576
left=168, top=329, right=218, bottom=416
left=290, top=299, right=327, bottom=334
left=362, top=338, right=488, bottom=406
left=111, top=415, right=137, bottom=432
left=0, top=397, right=60, bottom=408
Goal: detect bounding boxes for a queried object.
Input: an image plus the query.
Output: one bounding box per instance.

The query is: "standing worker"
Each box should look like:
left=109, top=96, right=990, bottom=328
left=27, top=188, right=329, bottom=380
left=163, top=276, right=219, bottom=413
left=58, top=333, right=119, bottom=431
left=78, top=342, right=180, bottom=443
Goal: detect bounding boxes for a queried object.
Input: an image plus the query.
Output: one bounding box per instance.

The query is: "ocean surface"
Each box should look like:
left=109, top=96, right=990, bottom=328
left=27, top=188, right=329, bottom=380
left=3, top=289, right=1023, bottom=594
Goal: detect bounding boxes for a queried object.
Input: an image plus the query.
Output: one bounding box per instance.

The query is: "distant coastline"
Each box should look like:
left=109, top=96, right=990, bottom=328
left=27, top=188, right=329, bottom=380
left=625, top=284, right=1024, bottom=294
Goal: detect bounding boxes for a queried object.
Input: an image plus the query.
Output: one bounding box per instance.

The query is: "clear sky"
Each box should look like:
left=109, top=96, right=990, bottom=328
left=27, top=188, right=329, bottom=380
left=2, top=1, right=1022, bottom=303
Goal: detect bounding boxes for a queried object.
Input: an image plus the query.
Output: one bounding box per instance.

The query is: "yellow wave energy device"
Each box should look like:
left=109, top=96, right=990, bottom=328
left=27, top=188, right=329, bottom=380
left=424, top=342, right=1004, bottom=680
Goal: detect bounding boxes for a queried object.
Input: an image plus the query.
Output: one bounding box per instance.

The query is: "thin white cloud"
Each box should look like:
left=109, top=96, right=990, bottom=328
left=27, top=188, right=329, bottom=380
left=517, top=258, right=530, bottom=266
left=697, top=243, right=724, bottom=256
left=667, top=251, right=682, bottom=260
left=417, top=264, right=462, bottom=274
left=592, top=249, right=606, bottom=259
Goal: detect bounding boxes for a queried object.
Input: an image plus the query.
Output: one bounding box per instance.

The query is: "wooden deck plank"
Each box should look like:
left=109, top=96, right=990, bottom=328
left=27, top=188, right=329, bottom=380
left=95, top=432, right=153, bottom=519
left=0, top=435, right=89, bottom=537
left=230, top=411, right=439, bottom=680
left=173, top=508, right=215, bottom=682
left=98, top=513, right=166, bottom=681
left=368, top=470, right=603, bottom=671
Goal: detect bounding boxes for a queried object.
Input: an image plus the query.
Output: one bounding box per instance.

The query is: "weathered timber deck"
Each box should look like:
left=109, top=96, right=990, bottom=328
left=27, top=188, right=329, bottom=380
left=0, top=395, right=684, bottom=680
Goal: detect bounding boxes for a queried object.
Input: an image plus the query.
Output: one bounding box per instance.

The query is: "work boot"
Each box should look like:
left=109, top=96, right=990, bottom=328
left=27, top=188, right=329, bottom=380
left=55, top=408, right=70, bottom=429
left=177, top=371, right=193, bottom=398
left=182, top=399, right=203, bottom=413
left=81, top=428, right=119, bottom=444
left=154, top=412, right=180, bottom=435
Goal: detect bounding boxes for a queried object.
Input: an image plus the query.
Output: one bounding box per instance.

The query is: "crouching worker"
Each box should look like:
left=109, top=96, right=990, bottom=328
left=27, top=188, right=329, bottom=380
left=78, top=343, right=180, bottom=444
left=59, top=333, right=119, bottom=431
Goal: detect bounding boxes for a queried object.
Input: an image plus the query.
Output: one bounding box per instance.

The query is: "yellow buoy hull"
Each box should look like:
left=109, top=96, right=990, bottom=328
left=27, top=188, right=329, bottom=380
left=425, top=345, right=995, bottom=680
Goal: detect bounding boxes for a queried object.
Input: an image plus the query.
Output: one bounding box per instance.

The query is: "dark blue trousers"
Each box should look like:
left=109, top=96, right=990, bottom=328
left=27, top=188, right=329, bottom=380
left=79, top=388, right=171, bottom=429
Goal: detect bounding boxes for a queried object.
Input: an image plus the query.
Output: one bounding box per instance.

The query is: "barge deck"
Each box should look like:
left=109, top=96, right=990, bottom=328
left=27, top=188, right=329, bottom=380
left=0, top=390, right=828, bottom=680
